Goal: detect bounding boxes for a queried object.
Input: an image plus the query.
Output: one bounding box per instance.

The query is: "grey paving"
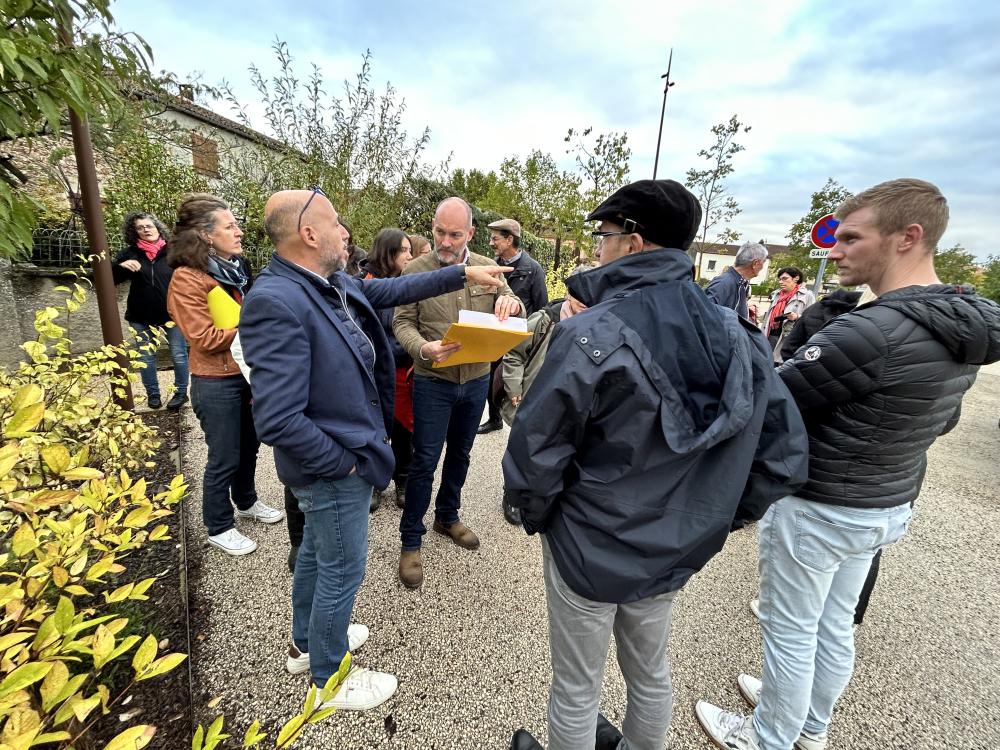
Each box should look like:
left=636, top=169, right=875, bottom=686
left=179, top=371, right=1000, bottom=749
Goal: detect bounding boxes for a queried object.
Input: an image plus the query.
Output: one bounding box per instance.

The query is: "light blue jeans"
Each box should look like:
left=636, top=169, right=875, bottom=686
left=753, top=495, right=911, bottom=750
left=290, top=473, right=373, bottom=686
left=131, top=322, right=189, bottom=398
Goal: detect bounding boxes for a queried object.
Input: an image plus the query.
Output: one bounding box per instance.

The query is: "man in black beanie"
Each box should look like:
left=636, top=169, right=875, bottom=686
left=503, top=179, right=808, bottom=750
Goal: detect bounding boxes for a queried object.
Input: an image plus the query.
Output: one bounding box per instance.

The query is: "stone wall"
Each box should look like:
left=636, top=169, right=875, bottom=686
left=1, top=260, right=133, bottom=368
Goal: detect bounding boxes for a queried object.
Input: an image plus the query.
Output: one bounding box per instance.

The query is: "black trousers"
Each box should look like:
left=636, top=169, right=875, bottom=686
left=484, top=359, right=503, bottom=424
left=392, top=417, right=412, bottom=484
left=854, top=548, right=882, bottom=625
left=284, top=486, right=305, bottom=547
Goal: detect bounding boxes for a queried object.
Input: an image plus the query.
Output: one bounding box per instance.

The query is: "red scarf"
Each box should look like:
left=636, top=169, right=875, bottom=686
left=767, top=285, right=798, bottom=335
left=137, top=237, right=166, bottom=262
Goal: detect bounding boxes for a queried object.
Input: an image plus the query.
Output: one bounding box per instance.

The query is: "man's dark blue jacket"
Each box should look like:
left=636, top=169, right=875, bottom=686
left=704, top=265, right=750, bottom=319
left=240, top=255, right=465, bottom=490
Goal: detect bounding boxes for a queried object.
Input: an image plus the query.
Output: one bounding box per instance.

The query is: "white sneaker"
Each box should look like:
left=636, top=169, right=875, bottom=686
left=236, top=500, right=285, bottom=524
left=735, top=675, right=829, bottom=750
left=750, top=597, right=761, bottom=620
left=286, top=624, right=371, bottom=675
left=208, top=528, right=257, bottom=556
left=695, top=701, right=760, bottom=750
left=320, top=668, right=397, bottom=711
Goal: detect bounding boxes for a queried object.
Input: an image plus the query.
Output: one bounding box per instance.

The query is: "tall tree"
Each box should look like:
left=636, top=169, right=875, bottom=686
left=565, top=127, right=630, bottom=204
left=0, top=0, right=152, bottom=258
left=977, top=256, right=1000, bottom=304
left=684, top=114, right=750, bottom=269
left=933, top=244, right=978, bottom=285
left=220, top=41, right=435, bottom=246
left=778, top=178, right=854, bottom=281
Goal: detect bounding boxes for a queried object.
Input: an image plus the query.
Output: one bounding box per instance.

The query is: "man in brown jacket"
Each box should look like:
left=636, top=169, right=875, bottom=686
left=393, top=197, right=522, bottom=588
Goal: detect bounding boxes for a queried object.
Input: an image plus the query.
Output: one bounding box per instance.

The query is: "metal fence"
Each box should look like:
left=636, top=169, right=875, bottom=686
left=25, top=228, right=272, bottom=272
left=26, top=228, right=124, bottom=268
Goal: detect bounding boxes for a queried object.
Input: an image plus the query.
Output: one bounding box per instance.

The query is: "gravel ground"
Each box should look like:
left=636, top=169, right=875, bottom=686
left=178, top=369, right=1000, bottom=750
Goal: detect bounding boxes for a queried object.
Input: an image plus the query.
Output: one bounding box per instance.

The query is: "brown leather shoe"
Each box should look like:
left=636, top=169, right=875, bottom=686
left=432, top=520, right=480, bottom=550
left=398, top=549, right=423, bottom=589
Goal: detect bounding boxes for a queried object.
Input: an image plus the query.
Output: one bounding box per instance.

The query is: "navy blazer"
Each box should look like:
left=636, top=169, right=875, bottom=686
left=240, top=255, right=465, bottom=489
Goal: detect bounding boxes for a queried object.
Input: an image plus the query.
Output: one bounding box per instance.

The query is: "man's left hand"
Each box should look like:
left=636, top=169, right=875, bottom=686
left=494, top=295, right=522, bottom=321
left=465, top=265, right=513, bottom=288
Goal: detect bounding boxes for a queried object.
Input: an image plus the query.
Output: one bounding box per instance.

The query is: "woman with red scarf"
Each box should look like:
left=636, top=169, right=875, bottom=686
left=113, top=212, right=189, bottom=410
left=357, top=228, right=414, bottom=511
left=761, top=266, right=816, bottom=362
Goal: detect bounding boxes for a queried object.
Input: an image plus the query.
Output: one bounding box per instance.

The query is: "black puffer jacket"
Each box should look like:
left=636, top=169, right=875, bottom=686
left=496, top=250, right=548, bottom=316
left=780, top=288, right=862, bottom=360
left=502, top=250, right=808, bottom=603
left=778, top=284, right=1000, bottom=508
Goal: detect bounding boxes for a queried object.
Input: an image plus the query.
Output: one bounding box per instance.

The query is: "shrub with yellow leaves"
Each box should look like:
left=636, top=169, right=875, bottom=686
left=0, top=277, right=348, bottom=749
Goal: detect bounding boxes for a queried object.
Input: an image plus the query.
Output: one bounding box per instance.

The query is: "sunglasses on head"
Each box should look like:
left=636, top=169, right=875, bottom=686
left=297, top=185, right=326, bottom=232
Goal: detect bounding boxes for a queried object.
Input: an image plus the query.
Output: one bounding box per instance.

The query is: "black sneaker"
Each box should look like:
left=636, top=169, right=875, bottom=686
left=509, top=729, right=543, bottom=750
left=147, top=395, right=162, bottom=410
left=166, top=393, right=189, bottom=411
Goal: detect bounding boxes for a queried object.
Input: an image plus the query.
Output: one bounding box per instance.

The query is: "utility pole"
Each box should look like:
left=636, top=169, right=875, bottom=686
left=59, top=17, right=132, bottom=410
left=652, top=48, right=676, bottom=180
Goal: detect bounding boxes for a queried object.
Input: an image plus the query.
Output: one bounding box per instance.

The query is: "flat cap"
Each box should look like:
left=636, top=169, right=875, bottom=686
left=487, top=218, right=521, bottom=238
left=587, top=179, right=702, bottom=250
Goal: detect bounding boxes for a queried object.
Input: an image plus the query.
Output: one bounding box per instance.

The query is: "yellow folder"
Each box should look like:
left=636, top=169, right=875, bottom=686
left=207, top=286, right=241, bottom=329
left=433, top=311, right=532, bottom=368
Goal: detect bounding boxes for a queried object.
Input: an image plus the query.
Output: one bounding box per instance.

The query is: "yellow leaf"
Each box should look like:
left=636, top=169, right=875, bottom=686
left=206, top=695, right=222, bottom=709
left=69, top=553, right=88, bottom=576
left=10, top=525, right=36, bottom=558
left=92, top=625, right=114, bottom=667
left=135, top=652, right=186, bottom=681
left=70, top=693, right=101, bottom=722
left=4, top=403, right=45, bottom=436
left=131, top=635, right=156, bottom=673
left=104, top=583, right=134, bottom=603
left=0, top=442, right=20, bottom=476
left=0, top=689, right=30, bottom=715
left=102, top=725, right=156, bottom=750
left=147, top=524, right=169, bottom=541
left=0, top=631, right=32, bottom=652
left=10, top=384, right=43, bottom=410
left=275, top=713, right=306, bottom=747
left=40, top=661, right=69, bottom=711
left=0, top=662, right=53, bottom=699
left=242, top=719, right=267, bottom=746
left=0, top=705, right=40, bottom=747
left=51, top=567, right=69, bottom=588
left=62, top=467, right=104, bottom=481
left=40, top=444, right=71, bottom=475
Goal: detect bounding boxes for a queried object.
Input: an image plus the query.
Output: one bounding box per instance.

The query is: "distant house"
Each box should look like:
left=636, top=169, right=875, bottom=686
left=697, top=242, right=788, bottom=283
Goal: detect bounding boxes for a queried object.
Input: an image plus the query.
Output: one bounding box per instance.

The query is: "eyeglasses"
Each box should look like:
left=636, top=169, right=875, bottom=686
left=297, top=185, right=326, bottom=232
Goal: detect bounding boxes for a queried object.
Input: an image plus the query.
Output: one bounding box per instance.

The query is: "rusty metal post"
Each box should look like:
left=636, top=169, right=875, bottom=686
left=60, top=19, right=133, bottom=410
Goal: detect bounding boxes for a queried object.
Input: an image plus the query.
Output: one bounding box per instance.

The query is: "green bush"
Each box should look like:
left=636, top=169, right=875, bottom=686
left=0, top=274, right=347, bottom=749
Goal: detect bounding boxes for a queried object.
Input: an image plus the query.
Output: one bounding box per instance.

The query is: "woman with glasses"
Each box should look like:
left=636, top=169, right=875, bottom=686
left=761, top=266, right=816, bottom=363
left=357, top=228, right=414, bottom=511
left=113, top=211, right=189, bottom=411
left=167, top=194, right=284, bottom=556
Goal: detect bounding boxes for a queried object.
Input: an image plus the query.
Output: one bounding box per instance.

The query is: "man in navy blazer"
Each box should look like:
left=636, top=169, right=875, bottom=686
left=239, top=189, right=510, bottom=711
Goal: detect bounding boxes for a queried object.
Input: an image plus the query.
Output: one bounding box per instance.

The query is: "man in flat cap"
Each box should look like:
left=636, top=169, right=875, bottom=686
left=477, top=217, right=548, bottom=437
left=503, top=180, right=808, bottom=750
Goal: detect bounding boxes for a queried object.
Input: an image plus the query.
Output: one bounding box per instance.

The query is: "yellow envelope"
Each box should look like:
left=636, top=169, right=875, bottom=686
left=207, top=286, right=241, bottom=329
left=433, top=311, right=531, bottom=367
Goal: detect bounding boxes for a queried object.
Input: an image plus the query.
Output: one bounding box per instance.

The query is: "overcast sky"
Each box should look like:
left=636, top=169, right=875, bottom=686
left=112, top=0, right=1000, bottom=258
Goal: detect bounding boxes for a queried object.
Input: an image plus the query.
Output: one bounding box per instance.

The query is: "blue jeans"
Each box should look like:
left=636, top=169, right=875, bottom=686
left=190, top=375, right=260, bottom=535
left=753, top=495, right=911, bottom=749
left=131, top=322, right=189, bottom=398
left=290, top=473, right=373, bottom=685
left=400, top=374, right=489, bottom=550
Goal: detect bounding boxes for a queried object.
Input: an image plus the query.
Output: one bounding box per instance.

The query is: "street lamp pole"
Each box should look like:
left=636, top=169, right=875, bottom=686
left=652, top=48, right=676, bottom=180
